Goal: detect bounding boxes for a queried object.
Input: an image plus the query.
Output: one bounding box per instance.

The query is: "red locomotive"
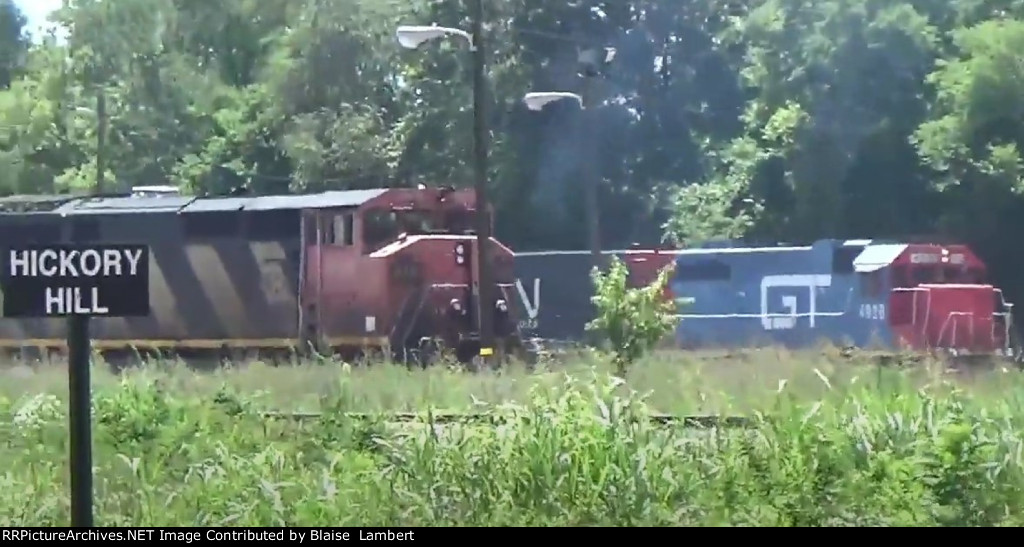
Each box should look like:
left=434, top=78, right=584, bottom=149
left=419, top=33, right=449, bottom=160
left=0, top=186, right=527, bottom=364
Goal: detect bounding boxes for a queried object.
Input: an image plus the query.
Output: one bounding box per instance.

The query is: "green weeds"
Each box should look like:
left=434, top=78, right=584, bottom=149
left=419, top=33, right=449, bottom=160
left=0, top=350, right=1023, bottom=525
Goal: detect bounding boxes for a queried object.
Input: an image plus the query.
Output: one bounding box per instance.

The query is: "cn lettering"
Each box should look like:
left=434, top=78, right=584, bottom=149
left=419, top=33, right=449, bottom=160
left=515, top=278, right=540, bottom=329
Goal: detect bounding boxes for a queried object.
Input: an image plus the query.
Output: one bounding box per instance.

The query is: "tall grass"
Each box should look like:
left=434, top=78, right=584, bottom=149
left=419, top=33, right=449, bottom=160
left=1, top=349, right=1024, bottom=526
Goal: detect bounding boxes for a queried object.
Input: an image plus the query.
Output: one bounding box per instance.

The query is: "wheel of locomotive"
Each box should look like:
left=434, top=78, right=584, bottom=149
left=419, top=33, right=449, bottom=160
left=420, top=337, right=444, bottom=368
left=454, top=342, right=481, bottom=370
left=399, top=337, right=441, bottom=369
left=504, top=336, right=540, bottom=369
left=1007, top=326, right=1024, bottom=369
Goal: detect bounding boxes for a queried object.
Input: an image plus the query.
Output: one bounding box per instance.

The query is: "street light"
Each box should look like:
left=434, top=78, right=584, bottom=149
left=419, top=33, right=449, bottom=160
left=522, top=92, right=584, bottom=111
left=395, top=0, right=498, bottom=366
left=524, top=89, right=602, bottom=268
left=395, top=25, right=474, bottom=50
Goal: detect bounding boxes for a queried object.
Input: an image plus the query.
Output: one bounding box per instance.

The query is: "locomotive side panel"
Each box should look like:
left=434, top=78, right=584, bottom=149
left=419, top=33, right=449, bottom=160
left=0, top=210, right=303, bottom=349
left=513, top=251, right=596, bottom=342
left=315, top=245, right=391, bottom=346
left=672, top=243, right=893, bottom=350
left=512, top=250, right=666, bottom=342
left=0, top=215, right=86, bottom=344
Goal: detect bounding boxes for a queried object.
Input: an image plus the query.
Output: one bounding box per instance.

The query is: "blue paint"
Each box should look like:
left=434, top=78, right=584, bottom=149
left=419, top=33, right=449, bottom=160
left=670, top=239, right=896, bottom=350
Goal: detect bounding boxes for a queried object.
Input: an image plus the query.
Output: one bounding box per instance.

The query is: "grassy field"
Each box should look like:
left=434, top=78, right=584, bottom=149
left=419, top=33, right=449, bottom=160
left=2, top=347, right=1024, bottom=526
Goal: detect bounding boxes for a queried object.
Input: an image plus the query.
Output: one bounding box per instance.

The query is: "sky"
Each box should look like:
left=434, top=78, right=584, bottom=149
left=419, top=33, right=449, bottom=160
left=15, top=0, right=62, bottom=39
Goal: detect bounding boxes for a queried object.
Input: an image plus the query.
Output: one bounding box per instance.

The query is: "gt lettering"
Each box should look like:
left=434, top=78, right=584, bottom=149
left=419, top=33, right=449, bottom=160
left=859, top=303, right=885, bottom=320
left=759, top=274, right=833, bottom=331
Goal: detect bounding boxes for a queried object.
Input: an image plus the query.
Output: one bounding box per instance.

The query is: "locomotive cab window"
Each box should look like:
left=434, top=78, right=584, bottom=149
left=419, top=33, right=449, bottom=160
left=397, top=210, right=434, bottom=234
left=910, top=265, right=971, bottom=285
left=675, top=259, right=731, bottom=281
left=831, top=246, right=862, bottom=274
left=891, top=265, right=909, bottom=288
left=325, top=212, right=354, bottom=246
left=859, top=270, right=884, bottom=298
left=363, top=209, right=398, bottom=251
left=966, top=267, right=986, bottom=283
left=362, top=209, right=437, bottom=251
left=911, top=266, right=936, bottom=285
left=445, top=209, right=473, bottom=234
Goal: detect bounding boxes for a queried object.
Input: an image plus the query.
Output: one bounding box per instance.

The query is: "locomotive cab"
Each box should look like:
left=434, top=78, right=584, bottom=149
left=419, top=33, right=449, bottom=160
left=858, top=243, right=1015, bottom=355
left=301, top=187, right=524, bottom=364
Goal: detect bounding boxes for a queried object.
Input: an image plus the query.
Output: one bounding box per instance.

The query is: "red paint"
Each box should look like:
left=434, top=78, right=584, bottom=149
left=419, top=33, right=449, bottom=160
left=623, top=248, right=678, bottom=299
left=298, top=187, right=522, bottom=356
left=885, top=243, right=1010, bottom=353
left=889, top=284, right=1009, bottom=353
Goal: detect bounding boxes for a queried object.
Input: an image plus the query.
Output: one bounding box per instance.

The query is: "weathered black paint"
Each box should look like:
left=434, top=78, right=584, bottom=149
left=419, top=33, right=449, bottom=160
left=512, top=250, right=657, bottom=342
left=0, top=208, right=303, bottom=344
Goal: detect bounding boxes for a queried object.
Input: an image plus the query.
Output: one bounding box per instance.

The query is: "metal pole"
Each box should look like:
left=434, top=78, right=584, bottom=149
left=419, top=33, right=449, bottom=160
left=581, top=75, right=601, bottom=269
left=67, top=315, right=92, bottom=527
left=471, top=0, right=496, bottom=364
left=66, top=87, right=103, bottom=527
left=95, top=91, right=106, bottom=194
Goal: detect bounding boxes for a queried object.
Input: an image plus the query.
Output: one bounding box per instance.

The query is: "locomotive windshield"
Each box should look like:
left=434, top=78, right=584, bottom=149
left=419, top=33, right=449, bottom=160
left=362, top=207, right=471, bottom=251
left=892, top=264, right=986, bottom=287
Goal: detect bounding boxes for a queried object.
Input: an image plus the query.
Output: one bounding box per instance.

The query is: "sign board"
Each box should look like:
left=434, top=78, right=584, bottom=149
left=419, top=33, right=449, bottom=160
left=0, top=244, right=150, bottom=318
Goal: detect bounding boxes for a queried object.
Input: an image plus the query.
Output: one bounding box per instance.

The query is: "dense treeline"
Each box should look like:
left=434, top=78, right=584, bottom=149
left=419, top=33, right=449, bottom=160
left=3, top=0, right=1024, bottom=300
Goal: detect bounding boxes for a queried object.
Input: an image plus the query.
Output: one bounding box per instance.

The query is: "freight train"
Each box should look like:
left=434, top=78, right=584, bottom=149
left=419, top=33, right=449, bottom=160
left=0, top=187, right=528, bottom=364
left=513, top=238, right=1018, bottom=359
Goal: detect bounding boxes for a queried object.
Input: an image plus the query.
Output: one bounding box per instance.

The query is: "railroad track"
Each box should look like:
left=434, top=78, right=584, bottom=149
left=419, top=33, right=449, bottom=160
left=257, top=410, right=756, bottom=428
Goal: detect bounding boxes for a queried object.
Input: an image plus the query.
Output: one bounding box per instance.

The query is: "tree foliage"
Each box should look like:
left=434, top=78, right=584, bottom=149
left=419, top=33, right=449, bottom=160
left=586, top=257, right=677, bottom=376
left=4, top=0, right=1024, bottom=300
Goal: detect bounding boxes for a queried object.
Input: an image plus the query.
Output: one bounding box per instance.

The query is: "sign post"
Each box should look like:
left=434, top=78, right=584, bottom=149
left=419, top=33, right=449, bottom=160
left=1, top=244, right=150, bottom=527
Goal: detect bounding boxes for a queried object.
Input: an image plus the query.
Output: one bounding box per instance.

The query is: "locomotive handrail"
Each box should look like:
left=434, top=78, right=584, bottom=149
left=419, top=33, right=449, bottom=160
left=992, top=288, right=1013, bottom=353
left=937, top=311, right=974, bottom=351
left=892, top=285, right=1013, bottom=353
left=391, top=286, right=429, bottom=350
left=891, top=287, right=930, bottom=328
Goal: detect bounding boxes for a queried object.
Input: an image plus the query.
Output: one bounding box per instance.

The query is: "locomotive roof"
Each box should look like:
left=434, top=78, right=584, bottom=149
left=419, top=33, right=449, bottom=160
left=55, top=195, right=196, bottom=215
left=45, top=188, right=390, bottom=216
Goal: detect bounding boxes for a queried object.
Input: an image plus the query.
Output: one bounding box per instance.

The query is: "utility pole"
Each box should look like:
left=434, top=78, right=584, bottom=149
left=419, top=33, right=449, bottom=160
left=579, top=74, right=601, bottom=269
left=95, top=90, right=106, bottom=194
left=471, top=0, right=496, bottom=366
left=67, top=87, right=105, bottom=528
left=394, top=6, right=498, bottom=366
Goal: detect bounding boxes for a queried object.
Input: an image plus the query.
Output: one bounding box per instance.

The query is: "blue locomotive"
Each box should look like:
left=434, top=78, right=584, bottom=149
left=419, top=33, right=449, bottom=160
left=668, top=238, right=1015, bottom=355
left=512, top=238, right=1016, bottom=357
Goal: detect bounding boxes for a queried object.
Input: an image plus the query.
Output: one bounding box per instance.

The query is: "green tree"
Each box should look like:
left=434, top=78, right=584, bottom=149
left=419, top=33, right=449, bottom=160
left=586, top=256, right=677, bottom=376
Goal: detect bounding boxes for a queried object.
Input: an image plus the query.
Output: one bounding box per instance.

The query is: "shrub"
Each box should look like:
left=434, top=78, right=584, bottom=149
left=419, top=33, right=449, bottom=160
left=586, top=256, right=678, bottom=375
